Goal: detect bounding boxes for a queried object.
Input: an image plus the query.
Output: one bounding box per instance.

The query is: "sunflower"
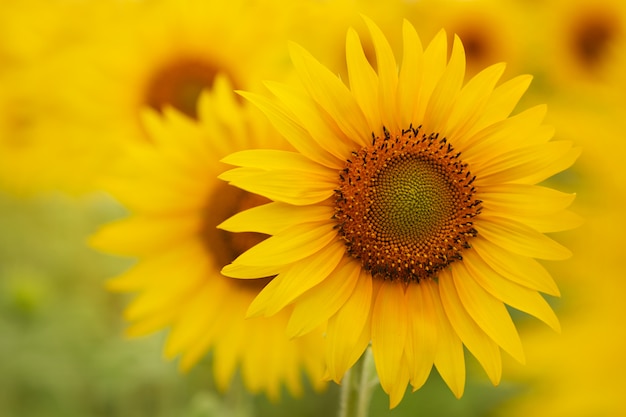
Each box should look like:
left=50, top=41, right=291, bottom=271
left=89, top=76, right=326, bottom=400
left=534, top=0, right=626, bottom=92
left=218, top=19, right=580, bottom=407
left=71, top=0, right=288, bottom=130
left=403, top=0, right=528, bottom=78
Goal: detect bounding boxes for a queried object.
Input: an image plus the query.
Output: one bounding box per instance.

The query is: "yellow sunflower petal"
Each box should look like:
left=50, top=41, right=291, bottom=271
left=287, top=42, right=371, bottom=147
left=164, top=283, right=224, bottom=358
left=125, top=308, right=179, bottom=338
left=522, top=210, right=584, bottom=233
left=515, top=146, right=582, bottom=185
left=222, top=149, right=330, bottom=173
left=346, top=27, right=380, bottom=132
left=179, top=328, right=216, bottom=372
left=462, top=105, right=548, bottom=161
left=362, top=15, right=399, bottom=130
left=389, top=358, right=411, bottom=409
left=220, top=263, right=285, bottom=279
left=398, top=19, right=424, bottom=128
left=477, top=216, right=572, bottom=260
left=469, top=74, right=533, bottom=135
left=124, top=258, right=208, bottom=321
left=286, top=258, right=361, bottom=338
left=242, top=315, right=286, bottom=399
left=211, top=300, right=246, bottom=389
left=428, top=279, right=466, bottom=398
left=219, top=167, right=336, bottom=206
left=476, top=141, right=578, bottom=185
left=326, top=269, right=373, bottom=382
left=106, top=240, right=206, bottom=291
left=247, top=240, right=345, bottom=317
left=237, top=90, right=343, bottom=169
left=89, top=215, right=202, bottom=257
left=412, top=29, right=448, bottom=123
left=471, top=236, right=560, bottom=296
left=451, top=262, right=525, bottom=363
left=264, top=80, right=366, bottom=154
left=231, top=222, right=336, bottom=266
left=218, top=201, right=334, bottom=235
left=424, top=35, right=466, bottom=134
left=440, top=270, right=502, bottom=385
left=481, top=184, right=576, bottom=216
left=480, top=184, right=580, bottom=232
left=371, top=280, right=409, bottom=407
left=405, top=282, right=436, bottom=391
left=445, top=62, right=506, bottom=141
left=464, top=250, right=560, bottom=331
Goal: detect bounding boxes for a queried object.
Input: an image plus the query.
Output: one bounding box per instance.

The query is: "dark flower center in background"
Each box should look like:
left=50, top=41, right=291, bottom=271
left=145, top=58, right=232, bottom=119
left=204, top=183, right=272, bottom=291
left=460, top=29, right=489, bottom=64
left=571, top=9, right=621, bottom=70
left=334, top=126, right=482, bottom=283
left=447, top=13, right=504, bottom=76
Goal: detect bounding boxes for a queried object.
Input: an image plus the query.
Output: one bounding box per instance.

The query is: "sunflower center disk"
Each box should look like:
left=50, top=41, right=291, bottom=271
left=334, top=126, right=482, bottom=283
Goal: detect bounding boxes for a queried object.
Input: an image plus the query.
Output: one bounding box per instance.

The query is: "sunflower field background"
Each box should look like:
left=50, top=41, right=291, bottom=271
left=1, top=0, right=624, bottom=416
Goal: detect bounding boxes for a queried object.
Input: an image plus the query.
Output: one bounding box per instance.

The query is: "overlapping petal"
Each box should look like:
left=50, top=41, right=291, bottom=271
left=371, top=281, right=409, bottom=407
left=286, top=258, right=361, bottom=338
left=325, top=269, right=373, bottom=382
left=405, top=282, right=437, bottom=391
left=440, top=271, right=503, bottom=385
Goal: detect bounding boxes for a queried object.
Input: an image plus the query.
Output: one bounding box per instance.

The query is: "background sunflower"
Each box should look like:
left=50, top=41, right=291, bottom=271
left=88, top=76, right=329, bottom=401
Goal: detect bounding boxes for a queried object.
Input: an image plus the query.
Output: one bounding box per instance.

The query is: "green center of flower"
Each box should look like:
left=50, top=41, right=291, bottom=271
left=334, top=126, right=482, bottom=283
left=372, top=155, right=456, bottom=243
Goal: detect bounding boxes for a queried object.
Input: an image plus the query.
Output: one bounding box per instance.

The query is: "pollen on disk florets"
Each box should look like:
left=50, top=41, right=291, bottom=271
left=334, top=125, right=482, bottom=283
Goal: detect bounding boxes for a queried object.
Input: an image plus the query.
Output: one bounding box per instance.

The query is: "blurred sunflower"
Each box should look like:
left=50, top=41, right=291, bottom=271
left=90, top=76, right=326, bottom=400
left=535, top=0, right=626, bottom=92
left=219, top=18, right=580, bottom=407
left=73, top=0, right=288, bottom=133
left=404, top=0, right=528, bottom=78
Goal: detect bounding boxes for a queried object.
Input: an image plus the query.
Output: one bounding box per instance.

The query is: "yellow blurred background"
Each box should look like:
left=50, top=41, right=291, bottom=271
left=1, top=0, right=624, bottom=416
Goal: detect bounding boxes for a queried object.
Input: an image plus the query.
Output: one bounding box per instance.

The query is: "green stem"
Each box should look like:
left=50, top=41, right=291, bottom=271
left=338, top=346, right=377, bottom=417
